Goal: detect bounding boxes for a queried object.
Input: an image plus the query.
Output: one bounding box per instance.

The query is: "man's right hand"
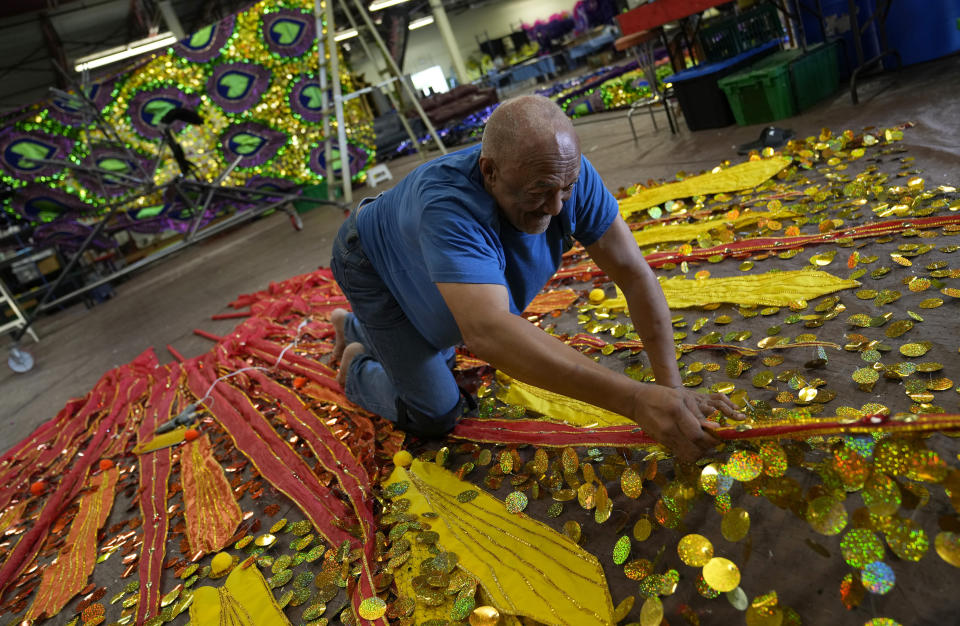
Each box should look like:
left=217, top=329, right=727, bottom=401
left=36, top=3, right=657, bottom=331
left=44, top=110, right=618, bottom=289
left=435, top=281, right=730, bottom=463
left=629, top=384, right=722, bottom=463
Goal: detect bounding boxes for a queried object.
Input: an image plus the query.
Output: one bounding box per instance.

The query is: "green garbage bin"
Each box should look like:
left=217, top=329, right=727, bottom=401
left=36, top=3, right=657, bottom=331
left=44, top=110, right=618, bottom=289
left=293, top=181, right=340, bottom=214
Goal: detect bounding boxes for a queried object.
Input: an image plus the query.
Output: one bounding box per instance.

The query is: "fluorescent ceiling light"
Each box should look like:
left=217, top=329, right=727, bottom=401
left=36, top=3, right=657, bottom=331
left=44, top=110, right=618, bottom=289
left=369, top=0, right=411, bottom=11
left=409, top=16, right=434, bottom=30
left=334, top=28, right=359, bottom=41
left=74, top=32, right=178, bottom=72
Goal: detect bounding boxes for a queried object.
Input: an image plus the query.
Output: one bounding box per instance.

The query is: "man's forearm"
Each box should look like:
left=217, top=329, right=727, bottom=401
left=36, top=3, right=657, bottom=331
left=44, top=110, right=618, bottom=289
left=581, top=214, right=681, bottom=389
left=620, top=273, right=683, bottom=388
left=465, top=310, right=644, bottom=418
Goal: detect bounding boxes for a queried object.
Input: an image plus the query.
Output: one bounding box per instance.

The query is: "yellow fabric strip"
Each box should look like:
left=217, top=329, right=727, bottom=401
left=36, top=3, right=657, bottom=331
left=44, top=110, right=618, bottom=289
left=632, top=209, right=795, bottom=247
left=133, top=427, right=187, bottom=454
left=599, top=269, right=860, bottom=309
left=619, top=157, right=791, bottom=217
left=190, top=563, right=292, bottom=626
left=386, top=460, right=615, bottom=626
left=26, top=466, right=119, bottom=620
left=496, top=371, right=633, bottom=427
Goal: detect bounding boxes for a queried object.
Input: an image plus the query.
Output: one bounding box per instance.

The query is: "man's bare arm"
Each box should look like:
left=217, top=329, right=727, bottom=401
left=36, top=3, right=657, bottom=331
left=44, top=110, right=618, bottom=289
left=584, top=215, right=742, bottom=418
left=436, top=280, right=718, bottom=461
left=584, top=215, right=682, bottom=386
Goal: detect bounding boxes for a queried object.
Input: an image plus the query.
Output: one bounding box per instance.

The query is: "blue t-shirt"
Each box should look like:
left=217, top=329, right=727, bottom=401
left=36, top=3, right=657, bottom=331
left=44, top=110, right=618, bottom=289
left=355, top=144, right=618, bottom=349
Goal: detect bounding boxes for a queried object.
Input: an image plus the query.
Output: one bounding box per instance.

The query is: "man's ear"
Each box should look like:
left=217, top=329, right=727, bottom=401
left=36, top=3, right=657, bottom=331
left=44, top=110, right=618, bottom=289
left=478, top=156, right=496, bottom=185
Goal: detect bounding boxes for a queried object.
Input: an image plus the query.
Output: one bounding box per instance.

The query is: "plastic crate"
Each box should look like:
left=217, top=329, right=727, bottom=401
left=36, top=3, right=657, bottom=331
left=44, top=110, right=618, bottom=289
left=699, top=3, right=784, bottom=63
left=667, top=40, right=779, bottom=131
left=791, top=41, right=840, bottom=111
left=718, top=49, right=801, bottom=126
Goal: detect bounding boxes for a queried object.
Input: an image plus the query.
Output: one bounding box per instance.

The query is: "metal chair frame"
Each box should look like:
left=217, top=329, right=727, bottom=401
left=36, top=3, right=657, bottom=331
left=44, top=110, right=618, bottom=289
left=624, top=31, right=680, bottom=141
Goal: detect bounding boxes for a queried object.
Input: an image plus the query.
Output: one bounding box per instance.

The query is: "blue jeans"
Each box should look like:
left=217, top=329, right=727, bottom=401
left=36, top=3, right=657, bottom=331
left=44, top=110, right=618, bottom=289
left=330, top=210, right=464, bottom=437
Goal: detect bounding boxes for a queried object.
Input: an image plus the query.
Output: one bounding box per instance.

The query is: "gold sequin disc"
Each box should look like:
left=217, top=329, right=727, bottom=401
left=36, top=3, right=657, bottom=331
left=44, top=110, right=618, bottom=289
left=678, top=534, right=714, bottom=567
left=702, top=557, right=741, bottom=592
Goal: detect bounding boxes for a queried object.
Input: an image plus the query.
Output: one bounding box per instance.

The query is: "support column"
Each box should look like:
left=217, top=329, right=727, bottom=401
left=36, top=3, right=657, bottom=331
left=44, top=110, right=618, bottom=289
left=428, top=0, right=469, bottom=85
left=39, top=15, right=68, bottom=89
left=157, top=0, right=186, bottom=39
left=325, top=0, right=353, bottom=203
left=313, top=0, right=334, bottom=201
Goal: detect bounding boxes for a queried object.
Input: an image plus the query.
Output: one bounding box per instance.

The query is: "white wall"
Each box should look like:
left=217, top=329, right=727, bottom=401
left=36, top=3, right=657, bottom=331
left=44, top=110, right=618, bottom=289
left=348, top=0, right=579, bottom=85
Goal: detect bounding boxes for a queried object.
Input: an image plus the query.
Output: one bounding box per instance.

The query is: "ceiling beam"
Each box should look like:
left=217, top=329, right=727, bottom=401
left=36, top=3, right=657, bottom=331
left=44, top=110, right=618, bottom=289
left=39, top=13, right=68, bottom=88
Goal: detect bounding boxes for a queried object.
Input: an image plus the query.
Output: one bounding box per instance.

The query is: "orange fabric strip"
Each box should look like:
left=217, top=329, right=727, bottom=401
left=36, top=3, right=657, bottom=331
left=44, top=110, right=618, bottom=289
left=524, top=289, right=579, bottom=315
left=454, top=354, right=489, bottom=371
left=26, top=466, right=119, bottom=620
left=180, top=433, right=242, bottom=555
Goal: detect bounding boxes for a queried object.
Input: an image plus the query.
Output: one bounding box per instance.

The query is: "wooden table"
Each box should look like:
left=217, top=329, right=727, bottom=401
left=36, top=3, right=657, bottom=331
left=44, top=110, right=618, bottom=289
left=616, top=0, right=735, bottom=74
left=616, top=0, right=735, bottom=36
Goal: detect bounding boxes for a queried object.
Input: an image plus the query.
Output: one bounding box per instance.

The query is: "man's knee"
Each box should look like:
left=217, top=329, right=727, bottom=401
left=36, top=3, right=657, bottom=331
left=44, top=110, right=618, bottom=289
left=395, top=394, right=469, bottom=439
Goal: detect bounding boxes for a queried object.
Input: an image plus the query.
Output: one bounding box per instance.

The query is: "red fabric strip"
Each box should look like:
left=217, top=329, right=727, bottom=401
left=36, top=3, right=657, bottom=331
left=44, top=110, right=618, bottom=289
left=551, top=214, right=960, bottom=281
left=180, top=433, right=242, bottom=555
left=0, top=386, right=110, bottom=509
left=245, top=370, right=385, bottom=626
left=166, top=344, right=186, bottom=363
left=642, top=214, right=960, bottom=267
left=608, top=339, right=841, bottom=356
left=568, top=334, right=608, bottom=350
left=0, top=401, right=79, bottom=511
left=211, top=311, right=252, bottom=320
left=452, top=418, right=652, bottom=447
left=183, top=356, right=353, bottom=547
left=0, top=396, right=77, bottom=465
left=243, top=338, right=339, bottom=388
left=135, top=366, right=177, bottom=625
left=193, top=329, right=223, bottom=342
left=452, top=413, right=960, bottom=447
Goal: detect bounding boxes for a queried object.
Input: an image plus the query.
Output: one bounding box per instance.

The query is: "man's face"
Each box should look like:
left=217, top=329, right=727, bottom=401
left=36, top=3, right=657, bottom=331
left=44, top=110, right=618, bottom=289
left=482, top=133, right=581, bottom=235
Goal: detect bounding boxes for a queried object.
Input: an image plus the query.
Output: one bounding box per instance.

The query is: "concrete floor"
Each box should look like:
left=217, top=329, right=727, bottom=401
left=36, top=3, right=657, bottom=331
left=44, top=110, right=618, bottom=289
left=2, top=53, right=958, bottom=454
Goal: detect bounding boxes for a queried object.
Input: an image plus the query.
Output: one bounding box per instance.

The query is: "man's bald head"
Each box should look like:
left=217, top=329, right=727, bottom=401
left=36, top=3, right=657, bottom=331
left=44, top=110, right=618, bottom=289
left=478, top=96, right=582, bottom=235
left=480, top=95, right=580, bottom=169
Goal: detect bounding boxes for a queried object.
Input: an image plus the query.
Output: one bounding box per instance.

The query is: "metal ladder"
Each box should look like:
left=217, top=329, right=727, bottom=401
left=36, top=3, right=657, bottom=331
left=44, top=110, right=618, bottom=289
left=1, top=276, right=39, bottom=372
left=313, top=0, right=447, bottom=205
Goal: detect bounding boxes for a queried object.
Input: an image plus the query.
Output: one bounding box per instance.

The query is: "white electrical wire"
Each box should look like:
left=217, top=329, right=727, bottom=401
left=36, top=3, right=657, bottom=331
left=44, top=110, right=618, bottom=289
left=196, top=317, right=311, bottom=408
